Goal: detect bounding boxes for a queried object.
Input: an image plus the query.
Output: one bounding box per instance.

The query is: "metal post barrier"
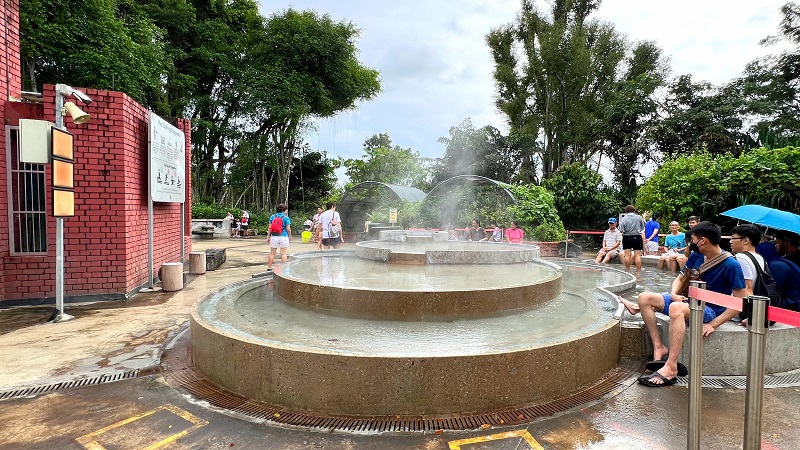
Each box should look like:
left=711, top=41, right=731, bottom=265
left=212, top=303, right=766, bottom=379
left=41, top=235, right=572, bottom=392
left=687, top=280, right=707, bottom=450
left=564, top=231, right=569, bottom=258
left=743, top=295, right=769, bottom=450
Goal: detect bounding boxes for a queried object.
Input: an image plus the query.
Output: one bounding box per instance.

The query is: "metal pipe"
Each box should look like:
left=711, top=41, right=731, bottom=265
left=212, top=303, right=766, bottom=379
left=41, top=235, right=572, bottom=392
left=687, top=280, right=707, bottom=450
left=55, top=217, right=64, bottom=314
left=743, top=295, right=769, bottom=450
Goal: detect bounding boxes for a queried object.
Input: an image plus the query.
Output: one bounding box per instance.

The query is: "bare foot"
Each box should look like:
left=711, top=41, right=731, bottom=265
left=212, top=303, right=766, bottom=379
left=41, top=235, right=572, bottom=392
left=618, top=296, right=640, bottom=315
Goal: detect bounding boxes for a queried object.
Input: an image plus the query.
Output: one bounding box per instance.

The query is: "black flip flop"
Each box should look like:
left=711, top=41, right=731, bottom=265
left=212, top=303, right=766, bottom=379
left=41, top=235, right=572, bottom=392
left=638, top=372, right=677, bottom=387
left=645, top=360, right=688, bottom=376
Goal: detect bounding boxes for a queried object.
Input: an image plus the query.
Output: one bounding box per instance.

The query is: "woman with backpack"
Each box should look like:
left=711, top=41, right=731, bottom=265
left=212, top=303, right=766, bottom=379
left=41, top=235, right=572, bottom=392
left=267, top=204, right=291, bottom=272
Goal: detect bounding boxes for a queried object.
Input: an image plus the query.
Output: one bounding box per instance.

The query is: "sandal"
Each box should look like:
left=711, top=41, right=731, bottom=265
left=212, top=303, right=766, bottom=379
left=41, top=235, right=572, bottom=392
left=638, top=371, right=677, bottom=387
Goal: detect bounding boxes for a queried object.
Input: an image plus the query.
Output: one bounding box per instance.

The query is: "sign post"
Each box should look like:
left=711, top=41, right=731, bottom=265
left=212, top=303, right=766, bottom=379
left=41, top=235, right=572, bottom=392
left=389, top=208, right=398, bottom=225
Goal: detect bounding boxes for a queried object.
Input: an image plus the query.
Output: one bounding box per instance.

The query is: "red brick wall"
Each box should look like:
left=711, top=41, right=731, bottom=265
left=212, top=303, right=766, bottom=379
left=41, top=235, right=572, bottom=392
left=0, top=86, right=192, bottom=301
left=0, top=0, right=23, bottom=300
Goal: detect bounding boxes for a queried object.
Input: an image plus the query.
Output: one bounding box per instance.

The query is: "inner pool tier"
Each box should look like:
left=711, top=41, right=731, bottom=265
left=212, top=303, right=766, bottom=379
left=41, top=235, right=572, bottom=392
left=274, top=254, right=562, bottom=320
left=355, top=240, right=541, bottom=264
left=191, top=260, right=635, bottom=416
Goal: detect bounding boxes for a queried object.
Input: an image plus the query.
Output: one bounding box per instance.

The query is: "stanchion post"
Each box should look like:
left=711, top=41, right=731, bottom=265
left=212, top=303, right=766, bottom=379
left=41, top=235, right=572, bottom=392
left=743, top=295, right=769, bottom=450
left=687, top=280, right=707, bottom=450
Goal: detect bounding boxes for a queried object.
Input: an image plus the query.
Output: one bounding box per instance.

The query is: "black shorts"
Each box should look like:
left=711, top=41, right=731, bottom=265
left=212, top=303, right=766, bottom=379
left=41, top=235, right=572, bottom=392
left=240, top=224, right=249, bottom=230
left=622, top=235, right=643, bottom=250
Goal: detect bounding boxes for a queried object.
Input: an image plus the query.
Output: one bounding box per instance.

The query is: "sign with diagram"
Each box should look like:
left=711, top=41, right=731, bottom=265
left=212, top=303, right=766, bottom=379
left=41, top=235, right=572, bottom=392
left=149, top=111, right=186, bottom=203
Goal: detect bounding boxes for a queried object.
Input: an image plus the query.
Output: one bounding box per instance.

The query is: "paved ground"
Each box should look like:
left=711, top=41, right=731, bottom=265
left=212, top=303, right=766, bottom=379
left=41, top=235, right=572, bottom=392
left=1, top=237, right=798, bottom=449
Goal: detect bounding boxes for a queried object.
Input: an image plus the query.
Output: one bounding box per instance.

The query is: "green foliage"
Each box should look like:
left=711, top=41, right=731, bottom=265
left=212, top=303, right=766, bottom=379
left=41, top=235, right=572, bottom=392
left=636, top=147, right=800, bottom=225
left=192, top=203, right=236, bottom=220
left=343, top=134, right=432, bottom=190
left=542, top=163, right=620, bottom=230
left=419, top=185, right=516, bottom=229
left=506, top=184, right=565, bottom=241
left=433, top=118, right=518, bottom=184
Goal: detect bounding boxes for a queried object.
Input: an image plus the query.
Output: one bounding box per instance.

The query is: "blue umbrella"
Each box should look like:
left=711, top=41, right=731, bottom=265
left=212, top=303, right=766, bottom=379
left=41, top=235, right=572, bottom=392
left=721, top=205, right=800, bottom=234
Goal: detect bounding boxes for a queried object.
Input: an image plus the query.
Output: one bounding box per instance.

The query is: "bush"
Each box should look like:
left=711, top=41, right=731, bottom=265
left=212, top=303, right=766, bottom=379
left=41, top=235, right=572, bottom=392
left=636, top=147, right=800, bottom=225
left=542, top=163, right=620, bottom=230
left=192, top=202, right=234, bottom=220
left=506, top=184, right=565, bottom=241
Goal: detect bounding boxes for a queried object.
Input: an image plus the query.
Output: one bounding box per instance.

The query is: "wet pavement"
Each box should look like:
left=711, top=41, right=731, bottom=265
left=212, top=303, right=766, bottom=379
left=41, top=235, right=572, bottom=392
left=0, top=238, right=798, bottom=449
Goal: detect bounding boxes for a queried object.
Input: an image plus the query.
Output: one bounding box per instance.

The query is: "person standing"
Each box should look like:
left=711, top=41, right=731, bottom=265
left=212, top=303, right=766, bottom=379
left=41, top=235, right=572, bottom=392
left=239, top=210, right=250, bottom=238
left=596, top=218, right=622, bottom=264
left=267, top=204, right=291, bottom=272
left=618, top=205, right=646, bottom=270
left=644, top=212, right=662, bottom=255
left=319, top=202, right=343, bottom=249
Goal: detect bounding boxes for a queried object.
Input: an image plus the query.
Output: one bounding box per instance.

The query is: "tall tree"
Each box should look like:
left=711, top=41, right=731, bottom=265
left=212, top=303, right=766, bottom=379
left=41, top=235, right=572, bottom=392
left=342, top=134, right=432, bottom=190
left=487, top=0, right=627, bottom=181
left=601, top=40, right=666, bottom=196
left=245, top=9, right=381, bottom=207
left=433, top=118, right=518, bottom=184
left=20, top=0, right=168, bottom=102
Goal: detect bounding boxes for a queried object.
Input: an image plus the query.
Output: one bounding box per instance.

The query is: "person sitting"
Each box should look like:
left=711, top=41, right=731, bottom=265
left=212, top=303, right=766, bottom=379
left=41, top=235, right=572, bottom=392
left=675, top=216, right=700, bottom=269
left=774, top=230, right=800, bottom=268
left=618, top=221, right=746, bottom=387
left=729, top=224, right=766, bottom=297
left=506, top=220, right=524, bottom=244
left=481, top=220, right=502, bottom=242
left=657, top=221, right=686, bottom=271
left=763, top=231, right=800, bottom=311
left=596, top=218, right=622, bottom=264
left=466, top=218, right=484, bottom=242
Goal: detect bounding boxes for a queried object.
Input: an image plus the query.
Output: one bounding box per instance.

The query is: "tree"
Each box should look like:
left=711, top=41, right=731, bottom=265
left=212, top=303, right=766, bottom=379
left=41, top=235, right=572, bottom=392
left=601, top=41, right=667, bottom=197
left=433, top=118, right=518, bottom=184
left=487, top=0, right=628, bottom=181
left=20, top=0, right=168, bottom=103
left=342, top=134, right=432, bottom=190
left=244, top=9, right=381, bottom=207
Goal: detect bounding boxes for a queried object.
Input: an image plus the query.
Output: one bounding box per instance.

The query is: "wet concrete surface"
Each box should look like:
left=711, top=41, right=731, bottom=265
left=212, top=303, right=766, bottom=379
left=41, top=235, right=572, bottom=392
left=1, top=239, right=799, bottom=449
left=2, top=366, right=799, bottom=449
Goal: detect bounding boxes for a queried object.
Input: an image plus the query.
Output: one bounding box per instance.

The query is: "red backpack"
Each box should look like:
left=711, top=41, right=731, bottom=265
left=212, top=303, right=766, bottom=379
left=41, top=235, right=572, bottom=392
left=269, top=215, right=284, bottom=235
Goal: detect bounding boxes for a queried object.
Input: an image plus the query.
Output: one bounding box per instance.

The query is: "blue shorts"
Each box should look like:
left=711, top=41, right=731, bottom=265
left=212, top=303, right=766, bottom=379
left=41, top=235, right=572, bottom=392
left=661, top=294, right=717, bottom=323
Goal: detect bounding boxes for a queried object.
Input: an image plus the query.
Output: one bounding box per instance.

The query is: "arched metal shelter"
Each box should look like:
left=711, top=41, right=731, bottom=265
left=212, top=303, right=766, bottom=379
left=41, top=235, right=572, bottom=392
left=426, top=175, right=516, bottom=202
left=337, top=181, right=427, bottom=231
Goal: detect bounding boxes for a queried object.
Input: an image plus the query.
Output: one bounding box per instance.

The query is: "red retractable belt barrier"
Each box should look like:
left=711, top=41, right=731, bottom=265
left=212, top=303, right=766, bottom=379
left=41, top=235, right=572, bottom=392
left=688, top=286, right=800, bottom=328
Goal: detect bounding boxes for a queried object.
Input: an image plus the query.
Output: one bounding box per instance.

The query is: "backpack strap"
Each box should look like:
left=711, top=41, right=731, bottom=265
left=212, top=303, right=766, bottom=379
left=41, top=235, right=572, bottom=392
left=743, top=251, right=770, bottom=277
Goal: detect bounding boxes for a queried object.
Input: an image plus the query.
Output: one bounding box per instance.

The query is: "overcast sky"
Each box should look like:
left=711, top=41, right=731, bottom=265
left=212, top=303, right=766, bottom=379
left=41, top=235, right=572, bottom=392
left=259, top=1, right=790, bottom=174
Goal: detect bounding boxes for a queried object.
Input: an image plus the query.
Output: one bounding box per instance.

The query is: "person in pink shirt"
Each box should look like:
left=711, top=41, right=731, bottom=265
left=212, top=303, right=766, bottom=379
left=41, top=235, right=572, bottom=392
left=506, top=220, right=524, bottom=244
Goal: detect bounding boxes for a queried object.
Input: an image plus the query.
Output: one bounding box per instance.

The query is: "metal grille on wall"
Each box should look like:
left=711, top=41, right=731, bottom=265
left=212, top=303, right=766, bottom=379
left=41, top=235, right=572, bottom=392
left=5, top=126, right=47, bottom=254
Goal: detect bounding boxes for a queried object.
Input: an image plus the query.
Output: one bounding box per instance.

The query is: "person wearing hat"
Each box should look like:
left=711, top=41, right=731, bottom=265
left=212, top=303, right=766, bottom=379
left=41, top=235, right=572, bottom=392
left=774, top=230, right=800, bottom=267
left=596, top=217, right=623, bottom=264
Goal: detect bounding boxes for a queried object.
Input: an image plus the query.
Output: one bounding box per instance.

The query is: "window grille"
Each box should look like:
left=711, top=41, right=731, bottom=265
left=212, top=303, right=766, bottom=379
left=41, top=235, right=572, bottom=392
left=5, top=126, right=47, bottom=255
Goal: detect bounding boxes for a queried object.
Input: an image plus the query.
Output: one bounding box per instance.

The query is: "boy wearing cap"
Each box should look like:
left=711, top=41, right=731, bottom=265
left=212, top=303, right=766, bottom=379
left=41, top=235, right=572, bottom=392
left=596, top=218, right=623, bottom=264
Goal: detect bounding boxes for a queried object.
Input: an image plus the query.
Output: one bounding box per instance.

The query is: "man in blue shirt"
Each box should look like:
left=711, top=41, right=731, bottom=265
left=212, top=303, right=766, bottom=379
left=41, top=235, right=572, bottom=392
left=267, top=204, right=292, bottom=272
left=619, top=222, right=747, bottom=386
left=758, top=233, right=800, bottom=311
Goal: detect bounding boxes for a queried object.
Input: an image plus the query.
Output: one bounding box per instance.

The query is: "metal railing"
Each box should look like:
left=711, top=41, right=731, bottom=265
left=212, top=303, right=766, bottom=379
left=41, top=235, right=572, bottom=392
left=685, top=282, right=800, bottom=450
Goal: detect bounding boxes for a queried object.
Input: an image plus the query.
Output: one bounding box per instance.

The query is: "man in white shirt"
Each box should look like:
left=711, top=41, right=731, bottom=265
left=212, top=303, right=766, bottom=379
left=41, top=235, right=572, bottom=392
left=596, top=218, right=623, bottom=264
left=730, top=224, right=765, bottom=296
left=319, top=202, right=344, bottom=249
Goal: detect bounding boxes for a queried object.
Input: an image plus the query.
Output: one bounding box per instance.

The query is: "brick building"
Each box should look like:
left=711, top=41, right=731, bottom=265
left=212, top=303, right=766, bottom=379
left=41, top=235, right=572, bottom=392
left=1, top=0, right=192, bottom=304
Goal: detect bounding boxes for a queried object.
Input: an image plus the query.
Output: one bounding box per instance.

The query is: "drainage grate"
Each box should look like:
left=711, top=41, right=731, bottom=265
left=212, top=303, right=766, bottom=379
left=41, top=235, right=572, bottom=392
left=0, top=370, right=141, bottom=402
left=163, top=361, right=640, bottom=433
left=674, top=370, right=800, bottom=389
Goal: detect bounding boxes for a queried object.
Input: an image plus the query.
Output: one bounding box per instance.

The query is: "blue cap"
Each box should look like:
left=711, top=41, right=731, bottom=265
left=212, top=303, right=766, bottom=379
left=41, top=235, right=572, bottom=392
left=608, top=217, right=617, bottom=223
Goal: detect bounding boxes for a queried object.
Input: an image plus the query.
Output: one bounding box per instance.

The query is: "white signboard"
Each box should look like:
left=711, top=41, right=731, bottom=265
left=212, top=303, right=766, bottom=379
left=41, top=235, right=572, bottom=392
left=148, top=111, right=186, bottom=203
left=389, top=208, right=398, bottom=224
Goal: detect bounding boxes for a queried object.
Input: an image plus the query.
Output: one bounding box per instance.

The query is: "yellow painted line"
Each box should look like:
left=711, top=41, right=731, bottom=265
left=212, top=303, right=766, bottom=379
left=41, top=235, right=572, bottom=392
left=448, top=429, right=543, bottom=450
left=75, top=404, right=208, bottom=450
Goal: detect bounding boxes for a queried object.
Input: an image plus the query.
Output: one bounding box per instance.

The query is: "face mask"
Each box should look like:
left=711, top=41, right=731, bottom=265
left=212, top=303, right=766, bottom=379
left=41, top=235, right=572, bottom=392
left=689, top=242, right=700, bottom=253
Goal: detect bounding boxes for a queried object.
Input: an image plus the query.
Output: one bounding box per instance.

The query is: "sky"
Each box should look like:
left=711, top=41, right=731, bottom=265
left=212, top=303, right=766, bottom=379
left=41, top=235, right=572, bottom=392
left=258, top=1, right=791, bottom=179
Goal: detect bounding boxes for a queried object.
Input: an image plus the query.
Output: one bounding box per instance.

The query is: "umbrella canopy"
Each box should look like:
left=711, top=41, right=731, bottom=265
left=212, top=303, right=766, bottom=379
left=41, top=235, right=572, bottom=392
left=721, top=205, right=800, bottom=234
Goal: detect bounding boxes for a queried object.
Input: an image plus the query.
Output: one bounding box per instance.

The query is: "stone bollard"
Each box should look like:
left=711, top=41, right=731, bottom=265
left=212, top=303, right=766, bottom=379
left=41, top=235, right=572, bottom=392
left=189, top=251, right=207, bottom=275
left=161, top=262, right=184, bottom=292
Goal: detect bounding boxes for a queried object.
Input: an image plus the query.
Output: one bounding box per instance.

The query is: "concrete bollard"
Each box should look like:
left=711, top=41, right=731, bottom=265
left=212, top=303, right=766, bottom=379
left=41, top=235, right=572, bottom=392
left=161, top=262, right=184, bottom=292
left=189, top=251, right=207, bottom=275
